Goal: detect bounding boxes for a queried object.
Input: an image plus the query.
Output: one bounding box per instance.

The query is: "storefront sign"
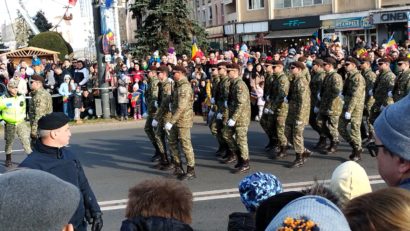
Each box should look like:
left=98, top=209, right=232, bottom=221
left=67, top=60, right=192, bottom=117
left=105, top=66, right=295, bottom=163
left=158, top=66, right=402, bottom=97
left=269, top=16, right=320, bottom=31
left=322, top=16, right=374, bottom=30
left=372, top=10, right=409, bottom=24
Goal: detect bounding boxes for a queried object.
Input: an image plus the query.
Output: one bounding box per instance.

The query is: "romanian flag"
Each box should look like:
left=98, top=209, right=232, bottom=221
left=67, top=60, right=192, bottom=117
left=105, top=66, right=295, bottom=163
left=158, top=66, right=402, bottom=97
left=191, top=38, right=204, bottom=60
left=357, top=48, right=368, bottom=58
left=312, top=31, right=321, bottom=45
left=386, top=33, right=398, bottom=54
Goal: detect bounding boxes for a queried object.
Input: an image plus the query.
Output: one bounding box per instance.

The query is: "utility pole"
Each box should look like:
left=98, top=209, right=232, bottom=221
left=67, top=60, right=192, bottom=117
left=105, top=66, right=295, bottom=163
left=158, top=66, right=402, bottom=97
left=113, top=0, right=122, bottom=54
left=92, top=0, right=111, bottom=119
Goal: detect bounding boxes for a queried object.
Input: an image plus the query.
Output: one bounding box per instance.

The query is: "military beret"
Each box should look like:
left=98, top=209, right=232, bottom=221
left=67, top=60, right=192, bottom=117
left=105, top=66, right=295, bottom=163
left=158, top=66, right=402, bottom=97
left=272, top=60, right=284, bottom=66
left=31, top=75, right=45, bottom=84
left=378, top=57, right=391, bottom=64
left=323, top=57, right=337, bottom=67
left=217, top=62, right=229, bottom=67
left=397, top=56, right=410, bottom=63
left=172, top=65, right=187, bottom=74
left=264, top=60, right=274, bottom=66
left=157, top=66, right=168, bottom=73
left=345, top=57, right=361, bottom=67
left=38, top=112, right=70, bottom=130
left=360, top=57, right=373, bottom=64
left=209, top=64, right=218, bottom=70
left=290, top=61, right=305, bottom=70
left=312, top=59, right=324, bottom=67
left=227, top=63, right=240, bottom=71
left=149, top=66, right=157, bottom=71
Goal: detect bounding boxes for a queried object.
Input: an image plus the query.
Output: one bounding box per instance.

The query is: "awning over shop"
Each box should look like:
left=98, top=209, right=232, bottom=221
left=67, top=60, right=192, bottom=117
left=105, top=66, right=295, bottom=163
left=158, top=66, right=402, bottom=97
left=264, top=28, right=318, bottom=39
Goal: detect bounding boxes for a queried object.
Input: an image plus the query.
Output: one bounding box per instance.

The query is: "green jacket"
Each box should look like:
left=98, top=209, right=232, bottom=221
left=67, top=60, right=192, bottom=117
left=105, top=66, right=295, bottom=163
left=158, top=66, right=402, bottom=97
left=0, top=94, right=26, bottom=124
left=145, top=77, right=160, bottom=115
left=29, top=87, right=52, bottom=134
left=270, top=72, right=289, bottom=116
left=288, top=73, right=310, bottom=124
left=374, top=69, right=395, bottom=107
left=169, top=77, right=194, bottom=128
left=319, top=70, right=343, bottom=116
left=342, top=70, right=365, bottom=115
left=393, top=69, right=410, bottom=102
left=228, top=77, right=250, bottom=127
left=155, top=79, right=173, bottom=123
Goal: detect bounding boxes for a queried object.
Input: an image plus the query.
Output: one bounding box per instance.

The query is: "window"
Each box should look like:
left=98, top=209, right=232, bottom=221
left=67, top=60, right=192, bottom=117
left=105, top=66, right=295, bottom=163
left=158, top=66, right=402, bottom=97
left=314, top=0, right=322, bottom=4
left=275, top=0, right=329, bottom=8
left=209, top=6, right=212, bottom=19
left=303, top=0, right=313, bottom=6
left=248, top=0, right=265, bottom=10
left=284, top=0, right=292, bottom=7
left=215, top=5, right=218, bottom=24
left=275, top=0, right=284, bottom=8
left=293, top=0, right=302, bottom=7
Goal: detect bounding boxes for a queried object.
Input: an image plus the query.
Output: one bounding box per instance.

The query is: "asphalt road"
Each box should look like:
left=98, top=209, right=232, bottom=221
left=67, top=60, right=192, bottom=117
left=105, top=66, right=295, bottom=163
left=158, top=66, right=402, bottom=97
left=0, top=118, right=384, bottom=231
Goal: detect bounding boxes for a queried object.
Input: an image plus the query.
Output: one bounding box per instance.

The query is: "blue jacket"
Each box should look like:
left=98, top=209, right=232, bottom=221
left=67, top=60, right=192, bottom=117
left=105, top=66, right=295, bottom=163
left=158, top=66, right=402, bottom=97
left=19, top=140, right=101, bottom=229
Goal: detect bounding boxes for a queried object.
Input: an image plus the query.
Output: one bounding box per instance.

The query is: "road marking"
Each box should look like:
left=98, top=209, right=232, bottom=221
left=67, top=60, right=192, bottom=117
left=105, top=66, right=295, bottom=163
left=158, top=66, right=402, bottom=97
left=99, top=175, right=384, bottom=211
left=0, top=149, right=24, bottom=153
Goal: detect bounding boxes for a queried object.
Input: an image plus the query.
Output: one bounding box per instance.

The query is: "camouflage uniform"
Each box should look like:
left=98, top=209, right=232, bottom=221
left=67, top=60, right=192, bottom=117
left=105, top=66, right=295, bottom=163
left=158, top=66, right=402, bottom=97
left=285, top=73, right=311, bottom=154
left=154, top=78, right=173, bottom=157
left=269, top=72, right=290, bottom=148
left=369, top=69, right=395, bottom=125
left=392, top=69, right=410, bottom=102
left=338, top=70, right=366, bottom=150
left=144, top=75, right=167, bottom=157
left=361, top=68, right=377, bottom=137
left=309, top=70, right=326, bottom=136
left=222, top=77, right=251, bottom=160
left=168, top=77, right=195, bottom=167
left=209, top=74, right=227, bottom=152
left=318, top=70, right=343, bottom=144
left=29, top=87, right=52, bottom=138
left=302, top=68, right=311, bottom=83
left=214, top=74, right=231, bottom=153
left=260, top=73, right=275, bottom=143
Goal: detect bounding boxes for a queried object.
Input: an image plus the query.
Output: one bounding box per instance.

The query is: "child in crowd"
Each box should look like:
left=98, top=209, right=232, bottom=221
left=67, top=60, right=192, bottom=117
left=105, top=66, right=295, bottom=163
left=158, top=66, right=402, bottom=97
left=130, top=83, right=142, bottom=120
left=255, top=81, right=265, bottom=121
left=72, top=85, right=83, bottom=123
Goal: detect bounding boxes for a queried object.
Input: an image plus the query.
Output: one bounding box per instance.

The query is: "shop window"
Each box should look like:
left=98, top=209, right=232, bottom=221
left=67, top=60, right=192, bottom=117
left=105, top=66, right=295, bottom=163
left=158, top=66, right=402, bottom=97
left=284, top=0, right=292, bottom=8
left=303, top=0, right=313, bottom=6
left=248, top=0, right=265, bottom=10
left=275, top=0, right=284, bottom=8
left=293, top=0, right=302, bottom=7
left=314, top=0, right=322, bottom=4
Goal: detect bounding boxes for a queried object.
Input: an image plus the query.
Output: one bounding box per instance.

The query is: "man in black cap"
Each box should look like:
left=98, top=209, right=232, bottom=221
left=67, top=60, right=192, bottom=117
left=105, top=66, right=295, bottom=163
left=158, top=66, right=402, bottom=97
left=19, top=112, right=103, bottom=231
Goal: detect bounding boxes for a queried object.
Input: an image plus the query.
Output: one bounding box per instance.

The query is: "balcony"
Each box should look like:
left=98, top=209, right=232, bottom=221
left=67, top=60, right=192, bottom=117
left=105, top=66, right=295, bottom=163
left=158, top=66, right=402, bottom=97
left=225, top=12, right=237, bottom=23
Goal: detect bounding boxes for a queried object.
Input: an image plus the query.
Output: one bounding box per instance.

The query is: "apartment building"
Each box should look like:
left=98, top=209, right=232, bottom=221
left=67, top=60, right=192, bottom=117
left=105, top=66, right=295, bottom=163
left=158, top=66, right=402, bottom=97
left=192, top=0, right=410, bottom=51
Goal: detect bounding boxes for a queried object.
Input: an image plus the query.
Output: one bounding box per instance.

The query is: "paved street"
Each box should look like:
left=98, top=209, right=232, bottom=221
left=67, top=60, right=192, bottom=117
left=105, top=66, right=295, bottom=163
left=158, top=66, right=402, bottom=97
left=0, top=118, right=384, bottom=231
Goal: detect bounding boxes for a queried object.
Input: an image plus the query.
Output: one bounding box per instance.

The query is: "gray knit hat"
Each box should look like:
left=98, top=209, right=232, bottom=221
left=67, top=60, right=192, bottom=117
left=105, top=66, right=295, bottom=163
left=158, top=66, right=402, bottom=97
left=0, top=169, right=81, bottom=231
left=266, top=195, right=351, bottom=231
left=374, top=94, right=410, bottom=160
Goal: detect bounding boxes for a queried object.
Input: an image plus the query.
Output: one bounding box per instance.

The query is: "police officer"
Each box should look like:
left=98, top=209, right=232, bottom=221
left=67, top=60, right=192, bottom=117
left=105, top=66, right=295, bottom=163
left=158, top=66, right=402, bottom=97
left=310, top=59, right=327, bottom=149
left=152, top=66, right=173, bottom=170
left=19, top=112, right=103, bottom=231
left=318, top=57, right=344, bottom=154
left=222, top=63, right=251, bottom=173
left=165, top=66, right=196, bottom=180
left=392, top=56, right=410, bottom=102
left=370, top=58, right=395, bottom=125
left=360, top=57, right=377, bottom=143
left=28, top=74, right=52, bottom=141
left=338, top=57, right=366, bottom=161
left=0, top=79, right=32, bottom=167
left=286, top=61, right=311, bottom=168
left=145, top=66, right=168, bottom=167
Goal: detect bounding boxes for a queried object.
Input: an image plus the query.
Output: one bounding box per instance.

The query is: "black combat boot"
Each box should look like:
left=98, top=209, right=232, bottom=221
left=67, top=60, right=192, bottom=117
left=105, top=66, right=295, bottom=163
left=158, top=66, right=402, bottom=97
left=151, top=144, right=161, bottom=162
left=290, top=153, right=304, bottom=168
left=275, top=146, right=288, bottom=159
left=323, top=141, right=337, bottom=155
left=5, top=154, right=11, bottom=168
left=232, top=159, right=250, bottom=174
left=302, top=149, right=312, bottom=162
left=314, top=136, right=327, bottom=150
left=349, top=148, right=362, bottom=162
left=153, top=152, right=169, bottom=170
left=220, top=150, right=237, bottom=164
left=215, top=143, right=227, bottom=157
left=234, top=151, right=242, bottom=169
left=172, top=163, right=185, bottom=177
left=178, top=166, right=196, bottom=181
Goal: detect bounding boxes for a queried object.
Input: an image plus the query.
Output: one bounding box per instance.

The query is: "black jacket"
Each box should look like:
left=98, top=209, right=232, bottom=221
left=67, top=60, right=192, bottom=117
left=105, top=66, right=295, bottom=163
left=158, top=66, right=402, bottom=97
left=227, top=212, right=255, bottom=231
left=120, top=216, right=193, bottom=231
left=19, top=140, right=101, bottom=229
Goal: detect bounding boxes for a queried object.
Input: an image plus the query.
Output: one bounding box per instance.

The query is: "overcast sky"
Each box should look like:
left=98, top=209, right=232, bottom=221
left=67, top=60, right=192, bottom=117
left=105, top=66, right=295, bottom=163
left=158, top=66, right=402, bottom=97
left=0, top=0, right=70, bottom=25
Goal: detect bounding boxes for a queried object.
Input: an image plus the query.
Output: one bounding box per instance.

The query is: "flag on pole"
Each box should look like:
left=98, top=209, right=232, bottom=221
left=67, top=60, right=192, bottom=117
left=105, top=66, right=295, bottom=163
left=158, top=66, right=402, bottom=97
left=312, top=31, right=321, bottom=45
left=386, top=32, right=398, bottom=54
left=192, top=38, right=198, bottom=59
left=68, top=0, right=77, bottom=6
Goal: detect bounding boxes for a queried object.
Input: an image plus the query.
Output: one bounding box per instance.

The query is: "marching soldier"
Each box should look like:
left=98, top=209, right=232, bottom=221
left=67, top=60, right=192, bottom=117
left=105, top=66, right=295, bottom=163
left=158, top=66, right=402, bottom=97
left=270, top=61, right=290, bottom=159
left=310, top=59, right=327, bottom=149
left=338, top=57, right=366, bottom=161
left=360, top=57, right=377, bottom=143
left=152, top=66, right=173, bottom=170
left=392, top=56, right=410, bottom=102
left=28, top=75, right=52, bottom=141
left=318, top=57, right=343, bottom=154
left=286, top=62, right=311, bottom=168
left=144, top=66, right=167, bottom=168
left=222, top=63, right=251, bottom=173
left=165, top=66, right=196, bottom=180
left=1, top=79, right=32, bottom=167
left=215, top=62, right=235, bottom=163
left=369, top=58, right=395, bottom=125
left=260, top=61, right=276, bottom=152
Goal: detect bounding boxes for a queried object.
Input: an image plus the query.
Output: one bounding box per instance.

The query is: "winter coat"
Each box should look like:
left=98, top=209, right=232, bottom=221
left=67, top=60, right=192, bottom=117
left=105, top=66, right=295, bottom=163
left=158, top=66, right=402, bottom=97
left=227, top=212, right=255, bottom=231
left=19, top=140, right=101, bottom=229
left=120, top=216, right=193, bottom=231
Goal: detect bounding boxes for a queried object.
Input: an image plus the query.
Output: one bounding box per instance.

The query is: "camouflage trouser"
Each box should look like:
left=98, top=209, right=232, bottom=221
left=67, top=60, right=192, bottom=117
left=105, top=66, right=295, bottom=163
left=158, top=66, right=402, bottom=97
left=144, top=115, right=166, bottom=154
left=209, top=116, right=227, bottom=148
left=362, top=98, right=375, bottom=134
left=5, top=122, right=32, bottom=155
left=222, top=126, right=249, bottom=160
left=338, top=115, right=363, bottom=150
left=309, top=107, right=323, bottom=137
left=272, top=115, right=287, bottom=147
left=285, top=122, right=306, bottom=154
left=369, top=104, right=382, bottom=132
left=318, top=114, right=340, bottom=142
left=260, top=113, right=274, bottom=140
left=168, top=126, right=195, bottom=167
